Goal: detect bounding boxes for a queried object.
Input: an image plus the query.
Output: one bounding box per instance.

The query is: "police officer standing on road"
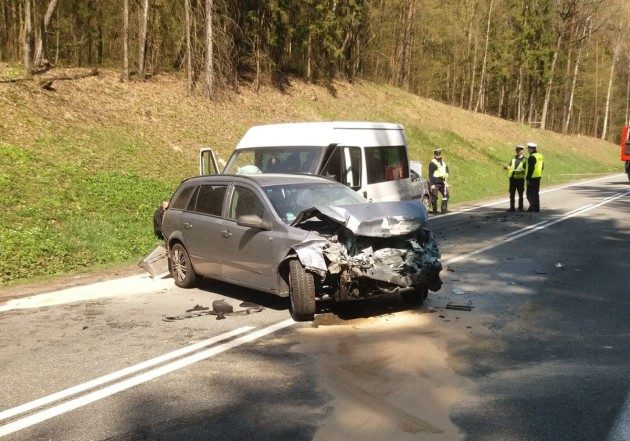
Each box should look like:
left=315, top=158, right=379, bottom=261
left=525, top=142, right=544, bottom=212
left=503, top=145, right=526, bottom=212
left=428, top=147, right=449, bottom=214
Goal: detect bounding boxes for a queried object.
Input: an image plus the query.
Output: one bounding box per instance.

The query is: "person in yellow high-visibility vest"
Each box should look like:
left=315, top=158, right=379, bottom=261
left=428, top=147, right=449, bottom=214
left=502, top=145, right=526, bottom=212
left=525, top=142, right=544, bottom=212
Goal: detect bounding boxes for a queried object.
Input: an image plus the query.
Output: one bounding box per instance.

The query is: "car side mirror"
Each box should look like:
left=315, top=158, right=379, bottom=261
left=237, top=214, right=271, bottom=230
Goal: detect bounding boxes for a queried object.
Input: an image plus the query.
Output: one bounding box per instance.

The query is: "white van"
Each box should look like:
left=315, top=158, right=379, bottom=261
left=200, top=122, right=413, bottom=202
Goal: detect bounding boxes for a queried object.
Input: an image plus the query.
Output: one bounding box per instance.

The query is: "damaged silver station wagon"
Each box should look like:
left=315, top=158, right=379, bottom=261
left=162, top=174, right=442, bottom=321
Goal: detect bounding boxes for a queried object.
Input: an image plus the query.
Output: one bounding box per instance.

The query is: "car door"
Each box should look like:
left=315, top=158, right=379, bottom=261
left=220, top=184, right=282, bottom=290
left=180, top=183, right=228, bottom=277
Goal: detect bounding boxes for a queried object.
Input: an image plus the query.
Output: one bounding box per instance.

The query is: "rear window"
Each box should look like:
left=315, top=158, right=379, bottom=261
left=193, top=185, right=227, bottom=216
left=170, top=185, right=195, bottom=210
left=365, top=145, right=409, bottom=184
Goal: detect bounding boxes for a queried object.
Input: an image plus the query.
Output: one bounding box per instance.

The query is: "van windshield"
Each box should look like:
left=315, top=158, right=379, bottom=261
left=224, top=147, right=325, bottom=175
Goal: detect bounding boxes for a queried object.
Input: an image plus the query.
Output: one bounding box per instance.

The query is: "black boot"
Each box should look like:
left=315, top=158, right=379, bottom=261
left=441, top=200, right=448, bottom=214
left=431, top=202, right=438, bottom=215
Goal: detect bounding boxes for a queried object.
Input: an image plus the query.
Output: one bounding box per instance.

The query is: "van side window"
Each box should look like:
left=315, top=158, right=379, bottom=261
left=365, top=145, right=409, bottom=184
left=170, top=185, right=196, bottom=210
left=228, top=187, right=266, bottom=220
left=194, top=185, right=227, bottom=216
left=321, top=146, right=362, bottom=189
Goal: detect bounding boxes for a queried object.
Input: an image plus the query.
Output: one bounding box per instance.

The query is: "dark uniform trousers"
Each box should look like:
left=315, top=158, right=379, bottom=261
left=526, top=178, right=541, bottom=211
left=509, top=177, right=525, bottom=210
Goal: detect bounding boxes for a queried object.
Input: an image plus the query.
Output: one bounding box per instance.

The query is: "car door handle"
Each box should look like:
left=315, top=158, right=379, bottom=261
left=183, top=222, right=193, bottom=229
left=221, top=231, right=232, bottom=238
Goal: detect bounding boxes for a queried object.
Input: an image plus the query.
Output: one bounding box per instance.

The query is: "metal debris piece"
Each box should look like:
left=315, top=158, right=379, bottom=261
left=138, top=245, right=169, bottom=278
left=452, top=288, right=465, bottom=295
left=163, top=300, right=264, bottom=322
left=555, top=262, right=564, bottom=268
left=507, top=282, right=516, bottom=285
left=534, top=271, right=547, bottom=275
left=446, top=302, right=472, bottom=311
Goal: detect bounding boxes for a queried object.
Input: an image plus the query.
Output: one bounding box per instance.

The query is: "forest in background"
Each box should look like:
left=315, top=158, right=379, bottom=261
left=1, top=0, right=629, bottom=142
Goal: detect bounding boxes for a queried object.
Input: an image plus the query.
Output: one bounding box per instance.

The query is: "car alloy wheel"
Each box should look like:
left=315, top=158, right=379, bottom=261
left=170, top=243, right=197, bottom=288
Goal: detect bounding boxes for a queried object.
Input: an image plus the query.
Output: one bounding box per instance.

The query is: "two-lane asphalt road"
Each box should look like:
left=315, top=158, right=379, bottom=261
left=0, top=174, right=628, bottom=440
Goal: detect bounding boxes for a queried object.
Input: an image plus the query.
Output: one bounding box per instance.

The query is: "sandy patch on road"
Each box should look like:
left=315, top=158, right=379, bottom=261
left=291, top=310, right=478, bottom=441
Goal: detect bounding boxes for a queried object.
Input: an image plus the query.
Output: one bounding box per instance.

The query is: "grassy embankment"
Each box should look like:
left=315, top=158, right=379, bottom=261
left=0, top=68, right=621, bottom=286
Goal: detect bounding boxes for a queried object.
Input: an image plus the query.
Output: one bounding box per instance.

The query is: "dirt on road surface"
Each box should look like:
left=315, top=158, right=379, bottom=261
left=288, top=307, right=491, bottom=440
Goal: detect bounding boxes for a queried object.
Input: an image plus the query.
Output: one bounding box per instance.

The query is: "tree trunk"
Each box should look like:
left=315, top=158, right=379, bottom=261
left=540, top=35, right=561, bottom=130
left=601, top=38, right=620, bottom=140
left=397, top=0, right=415, bottom=90
left=185, top=0, right=193, bottom=94
left=204, top=0, right=213, bottom=98
left=467, top=33, right=478, bottom=111
left=123, top=0, right=129, bottom=81
left=563, top=38, right=583, bottom=133
left=138, top=0, right=149, bottom=79
left=516, top=66, right=523, bottom=123
left=475, top=0, right=492, bottom=113
left=33, top=0, right=58, bottom=66
left=625, top=61, right=629, bottom=126
left=22, top=0, right=32, bottom=77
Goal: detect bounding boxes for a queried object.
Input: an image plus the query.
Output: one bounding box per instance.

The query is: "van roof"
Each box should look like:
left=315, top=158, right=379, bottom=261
left=235, top=121, right=405, bottom=149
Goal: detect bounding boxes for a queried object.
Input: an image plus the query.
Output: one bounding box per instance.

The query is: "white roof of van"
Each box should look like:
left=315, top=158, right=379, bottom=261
left=235, top=121, right=405, bottom=149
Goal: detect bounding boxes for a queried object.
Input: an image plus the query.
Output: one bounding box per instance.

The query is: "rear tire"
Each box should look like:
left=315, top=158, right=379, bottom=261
left=289, top=260, right=316, bottom=322
left=401, top=284, right=429, bottom=305
left=422, top=195, right=431, bottom=213
left=170, top=243, right=197, bottom=288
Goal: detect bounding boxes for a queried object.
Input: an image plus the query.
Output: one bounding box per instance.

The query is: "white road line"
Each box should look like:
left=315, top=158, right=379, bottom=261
left=0, top=326, right=254, bottom=423
left=0, top=319, right=295, bottom=437
left=607, top=390, right=630, bottom=441
left=435, top=174, right=624, bottom=219
left=443, top=190, right=629, bottom=266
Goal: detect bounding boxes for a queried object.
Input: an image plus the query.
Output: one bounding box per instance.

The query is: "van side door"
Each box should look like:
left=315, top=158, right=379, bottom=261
left=362, top=145, right=413, bottom=201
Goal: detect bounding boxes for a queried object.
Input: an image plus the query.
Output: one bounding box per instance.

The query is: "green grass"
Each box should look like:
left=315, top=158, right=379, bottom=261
left=0, top=140, right=177, bottom=284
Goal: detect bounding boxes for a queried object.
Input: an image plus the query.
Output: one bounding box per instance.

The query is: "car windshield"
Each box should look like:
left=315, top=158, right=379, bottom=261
left=263, top=182, right=366, bottom=224
left=224, top=147, right=326, bottom=175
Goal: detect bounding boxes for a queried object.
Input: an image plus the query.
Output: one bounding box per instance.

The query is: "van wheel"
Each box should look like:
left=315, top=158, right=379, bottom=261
left=289, top=260, right=316, bottom=322
left=422, top=195, right=431, bottom=213
left=402, top=284, right=429, bottom=305
left=170, top=243, right=197, bottom=288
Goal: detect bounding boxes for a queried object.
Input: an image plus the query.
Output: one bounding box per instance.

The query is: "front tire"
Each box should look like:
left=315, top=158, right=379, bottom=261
left=289, top=260, right=316, bottom=321
left=401, top=284, right=429, bottom=305
left=170, top=243, right=197, bottom=288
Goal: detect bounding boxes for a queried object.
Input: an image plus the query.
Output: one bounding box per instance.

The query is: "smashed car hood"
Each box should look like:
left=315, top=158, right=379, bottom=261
left=292, top=201, right=428, bottom=237
left=290, top=201, right=442, bottom=292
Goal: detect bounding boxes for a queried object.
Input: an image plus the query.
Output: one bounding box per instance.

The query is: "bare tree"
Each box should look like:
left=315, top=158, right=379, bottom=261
left=395, top=0, right=415, bottom=90
left=474, top=0, right=492, bottom=113
left=138, top=0, right=149, bottom=79
left=601, top=34, right=620, bottom=140
left=625, top=56, right=629, bottom=125
left=563, top=22, right=588, bottom=133
left=123, top=0, right=129, bottom=81
left=185, top=0, right=193, bottom=93
left=22, top=0, right=32, bottom=77
left=204, top=0, right=213, bottom=97
left=33, top=0, right=58, bottom=66
left=540, top=35, right=561, bottom=130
